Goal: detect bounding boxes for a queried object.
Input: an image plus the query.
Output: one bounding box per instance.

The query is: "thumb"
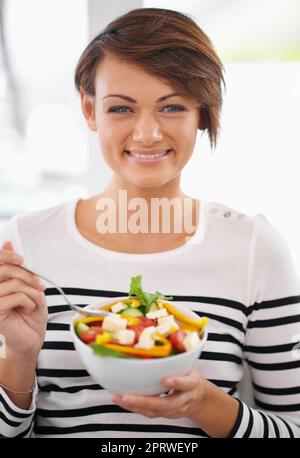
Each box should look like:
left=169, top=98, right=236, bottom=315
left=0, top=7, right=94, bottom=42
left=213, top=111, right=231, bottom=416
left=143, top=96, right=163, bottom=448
left=1, top=241, right=15, bottom=252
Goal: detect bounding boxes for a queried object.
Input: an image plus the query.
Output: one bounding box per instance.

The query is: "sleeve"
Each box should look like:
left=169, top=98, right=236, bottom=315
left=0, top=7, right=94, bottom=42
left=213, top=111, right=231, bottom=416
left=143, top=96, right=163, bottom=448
left=0, top=217, right=38, bottom=438
left=0, top=215, right=25, bottom=256
left=231, top=214, right=300, bottom=438
left=0, top=381, right=38, bottom=438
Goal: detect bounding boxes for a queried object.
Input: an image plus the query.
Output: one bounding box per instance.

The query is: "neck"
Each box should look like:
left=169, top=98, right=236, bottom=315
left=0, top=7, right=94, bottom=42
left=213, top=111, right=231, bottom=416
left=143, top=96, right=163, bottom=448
left=100, top=174, right=186, bottom=203
left=82, top=174, right=199, bottom=242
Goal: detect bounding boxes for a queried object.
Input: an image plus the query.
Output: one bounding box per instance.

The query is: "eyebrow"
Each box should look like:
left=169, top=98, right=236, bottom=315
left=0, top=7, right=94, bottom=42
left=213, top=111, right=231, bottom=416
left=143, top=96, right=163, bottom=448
left=102, top=92, right=183, bottom=103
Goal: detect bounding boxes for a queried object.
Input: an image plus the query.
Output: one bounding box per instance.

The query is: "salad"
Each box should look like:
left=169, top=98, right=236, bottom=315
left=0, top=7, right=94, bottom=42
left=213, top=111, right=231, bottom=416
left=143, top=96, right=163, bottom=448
left=75, top=275, right=208, bottom=359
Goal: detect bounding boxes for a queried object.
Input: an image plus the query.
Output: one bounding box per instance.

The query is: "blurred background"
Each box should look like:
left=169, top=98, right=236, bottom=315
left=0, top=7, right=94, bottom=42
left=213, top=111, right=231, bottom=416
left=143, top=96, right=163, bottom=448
left=0, top=0, right=299, bottom=273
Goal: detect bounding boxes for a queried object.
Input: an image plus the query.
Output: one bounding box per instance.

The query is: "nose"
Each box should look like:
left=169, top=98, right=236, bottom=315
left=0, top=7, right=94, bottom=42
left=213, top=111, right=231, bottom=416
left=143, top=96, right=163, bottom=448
left=132, top=114, right=163, bottom=144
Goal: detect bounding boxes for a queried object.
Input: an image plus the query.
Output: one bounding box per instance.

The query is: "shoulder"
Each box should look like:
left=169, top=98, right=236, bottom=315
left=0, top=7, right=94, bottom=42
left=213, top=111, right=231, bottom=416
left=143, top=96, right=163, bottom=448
left=206, top=200, right=294, bottom=266
left=14, top=199, right=75, bottom=233
left=207, top=201, right=254, bottom=223
left=247, top=213, right=299, bottom=302
left=206, top=201, right=285, bottom=249
left=5, top=199, right=77, bottom=253
left=206, top=201, right=255, bottom=244
left=250, top=213, right=293, bottom=267
left=0, top=199, right=75, bottom=255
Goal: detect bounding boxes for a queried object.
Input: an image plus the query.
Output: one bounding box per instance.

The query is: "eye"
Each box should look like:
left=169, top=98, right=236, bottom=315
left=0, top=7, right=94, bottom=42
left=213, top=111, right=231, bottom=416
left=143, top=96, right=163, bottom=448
left=161, top=105, right=186, bottom=113
left=106, top=104, right=186, bottom=114
left=107, top=106, right=132, bottom=113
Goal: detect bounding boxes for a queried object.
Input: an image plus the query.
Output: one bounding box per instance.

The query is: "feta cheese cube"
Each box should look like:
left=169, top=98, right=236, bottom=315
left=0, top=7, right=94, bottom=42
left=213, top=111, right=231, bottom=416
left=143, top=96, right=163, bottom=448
left=182, top=332, right=200, bottom=351
left=156, top=323, right=177, bottom=337
left=155, top=323, right=170, bottom=336
left=156, top=315, right=179, bottom=336
left=145, top=308, right=169, bottom=320
left=114, top=319, right=128, bottom=331
left=157, top=315, right=178, bottom=328
left=135, top=335, right=155, bottom=350
left=102, top=315, right=127, bottom=332
left=115, top=329, right=135, bottom=345
left=111, top=302, right=127, bottom=314
left=140, top=326, right=157, bottom=336
left=134, top=326, right=156, bottom=349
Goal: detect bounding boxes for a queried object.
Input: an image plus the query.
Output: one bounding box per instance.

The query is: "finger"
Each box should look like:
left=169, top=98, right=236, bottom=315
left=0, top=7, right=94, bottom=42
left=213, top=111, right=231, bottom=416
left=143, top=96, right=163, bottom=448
left=114, top=391, right=191, bottom=419
left=111, top=399, right=160, bottom=419
left=164, top=367, right=200, bottom=392
left=0, top=292, right=36, bottom=314
left=114, top=390, right=188, bottom=413
left=2, top=241, right=14, bottom=251
left=0, top=264, right=45, bottom=291
left=0, top=278, right=46, bottom=308
left=0, top=245, right=24, bottom=266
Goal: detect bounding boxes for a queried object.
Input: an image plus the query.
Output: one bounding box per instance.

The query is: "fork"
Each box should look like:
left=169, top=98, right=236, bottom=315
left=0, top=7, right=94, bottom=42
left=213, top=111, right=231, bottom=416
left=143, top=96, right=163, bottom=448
left=20, top=265, right=112, bottom=317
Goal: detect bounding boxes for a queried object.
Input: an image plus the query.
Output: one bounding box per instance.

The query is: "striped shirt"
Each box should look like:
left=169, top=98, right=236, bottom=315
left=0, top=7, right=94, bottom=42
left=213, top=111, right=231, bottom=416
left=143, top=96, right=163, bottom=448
left=0, top=198, right=299, bottom=438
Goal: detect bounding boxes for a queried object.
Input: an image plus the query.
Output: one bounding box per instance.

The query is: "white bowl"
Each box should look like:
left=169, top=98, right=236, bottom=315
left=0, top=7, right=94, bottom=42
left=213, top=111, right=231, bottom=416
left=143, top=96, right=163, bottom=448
left=70, top=296, right=208, bottom=395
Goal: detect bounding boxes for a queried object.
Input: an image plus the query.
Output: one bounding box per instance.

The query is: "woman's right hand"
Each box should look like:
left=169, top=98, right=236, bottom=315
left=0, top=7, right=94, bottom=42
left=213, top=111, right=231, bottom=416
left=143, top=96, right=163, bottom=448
left=0, top=241, right=48, bottom=360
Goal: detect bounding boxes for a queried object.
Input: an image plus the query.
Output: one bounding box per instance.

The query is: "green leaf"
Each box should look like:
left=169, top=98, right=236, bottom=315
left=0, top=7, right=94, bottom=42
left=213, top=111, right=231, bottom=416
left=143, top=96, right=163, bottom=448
left=139, top=305, right=147, bottom=316
left=129, top=275, right=173, bottom=313
left=89, top=343, right=131, bottom=358
left=129, top=275, right=148, bottom=306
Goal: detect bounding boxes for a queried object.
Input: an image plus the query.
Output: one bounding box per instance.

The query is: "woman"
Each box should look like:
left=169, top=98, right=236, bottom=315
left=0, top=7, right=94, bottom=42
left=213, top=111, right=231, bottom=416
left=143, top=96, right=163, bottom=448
left=0, top=8, right=299, bottom=438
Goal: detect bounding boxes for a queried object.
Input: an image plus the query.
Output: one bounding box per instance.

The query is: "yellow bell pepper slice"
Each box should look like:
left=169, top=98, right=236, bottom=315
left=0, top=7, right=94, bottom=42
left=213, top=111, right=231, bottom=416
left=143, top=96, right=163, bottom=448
left=75, top=311, right=139, bottom=327
left=74, top=302, right=114, bottom=324
left=120, top=315, right=139, bottom=326
left=179, top=323, right=198, bottom=332
left=77, top=316, right=104, bottom=325
left=162, top=302, right=208, bottom=330
left=122, top=298, right=141, bottom=308
left=102, top=303, right=117, bottom=311
left=156, top=299, right=167, bottom=309
left=95, top=331, right=111, bottom=345
left=101, top=333, right=171, bottom=358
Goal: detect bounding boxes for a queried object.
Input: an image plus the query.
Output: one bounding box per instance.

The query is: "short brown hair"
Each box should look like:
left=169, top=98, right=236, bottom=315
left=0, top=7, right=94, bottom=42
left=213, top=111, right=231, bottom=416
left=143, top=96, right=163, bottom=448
left=74, top=8, right=225, bottom=149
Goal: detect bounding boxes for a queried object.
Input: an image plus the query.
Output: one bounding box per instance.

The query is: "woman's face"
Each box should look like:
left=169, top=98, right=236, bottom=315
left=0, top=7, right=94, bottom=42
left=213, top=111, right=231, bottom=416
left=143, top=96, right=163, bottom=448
left=81, top=53, right=201, bottom=189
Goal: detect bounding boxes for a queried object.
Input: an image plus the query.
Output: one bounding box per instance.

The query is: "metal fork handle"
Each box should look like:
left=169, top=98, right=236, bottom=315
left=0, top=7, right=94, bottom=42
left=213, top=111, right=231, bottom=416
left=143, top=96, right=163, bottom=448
left=20, top=265, right=111, bottom=317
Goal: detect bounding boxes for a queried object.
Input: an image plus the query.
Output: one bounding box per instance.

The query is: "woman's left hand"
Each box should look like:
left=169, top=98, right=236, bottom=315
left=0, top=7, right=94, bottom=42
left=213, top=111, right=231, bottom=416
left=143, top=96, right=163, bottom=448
left=111, top=366, right=205, bottom=419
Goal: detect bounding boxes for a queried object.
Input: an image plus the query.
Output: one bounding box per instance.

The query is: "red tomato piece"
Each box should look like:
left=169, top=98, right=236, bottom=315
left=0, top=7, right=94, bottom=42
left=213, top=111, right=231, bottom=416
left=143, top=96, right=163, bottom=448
left=79, top=330, right=98, bottom=344
left=79, top=327, right=105, bottom=344
left=127, top=317, right=157, bottom=344
left=87, top=321, right=104, bottom=328
left=127, top=324, right=144, bottom=343
left=168, top=329, right=188, bottom=353
left=138, top=317, right=157, bottom=327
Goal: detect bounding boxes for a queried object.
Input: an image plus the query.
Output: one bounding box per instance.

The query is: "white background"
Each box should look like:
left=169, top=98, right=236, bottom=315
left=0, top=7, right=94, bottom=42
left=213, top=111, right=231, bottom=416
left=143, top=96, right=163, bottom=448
left=0, top=0, right=299, bottom=274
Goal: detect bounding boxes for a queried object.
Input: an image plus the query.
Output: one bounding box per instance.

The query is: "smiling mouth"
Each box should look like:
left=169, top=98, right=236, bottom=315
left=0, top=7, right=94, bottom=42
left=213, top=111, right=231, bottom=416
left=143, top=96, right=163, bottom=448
left=124, top=150, right=172, bottom=160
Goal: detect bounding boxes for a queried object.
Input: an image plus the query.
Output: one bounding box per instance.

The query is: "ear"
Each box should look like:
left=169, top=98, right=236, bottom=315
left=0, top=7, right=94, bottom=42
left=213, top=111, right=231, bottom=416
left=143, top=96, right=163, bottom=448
left=80, top=89, right=97, bottom=131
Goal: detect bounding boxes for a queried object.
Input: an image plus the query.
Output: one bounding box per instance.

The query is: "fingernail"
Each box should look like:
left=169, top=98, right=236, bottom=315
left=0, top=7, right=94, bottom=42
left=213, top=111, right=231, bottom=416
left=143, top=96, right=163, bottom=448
left=165, top=378, right=174, bottom=387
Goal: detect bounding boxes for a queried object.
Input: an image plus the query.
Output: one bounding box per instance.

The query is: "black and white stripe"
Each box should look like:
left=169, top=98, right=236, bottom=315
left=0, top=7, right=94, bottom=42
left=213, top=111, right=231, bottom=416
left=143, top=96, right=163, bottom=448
left=1, top=287, right=299, bottom=438
left=0, top=199, right=299, bottom=437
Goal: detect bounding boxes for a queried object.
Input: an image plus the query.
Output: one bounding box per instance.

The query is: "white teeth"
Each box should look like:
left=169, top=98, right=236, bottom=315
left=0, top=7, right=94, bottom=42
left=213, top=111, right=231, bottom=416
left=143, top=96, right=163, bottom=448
left=128, top=150, right=170, bottom=159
